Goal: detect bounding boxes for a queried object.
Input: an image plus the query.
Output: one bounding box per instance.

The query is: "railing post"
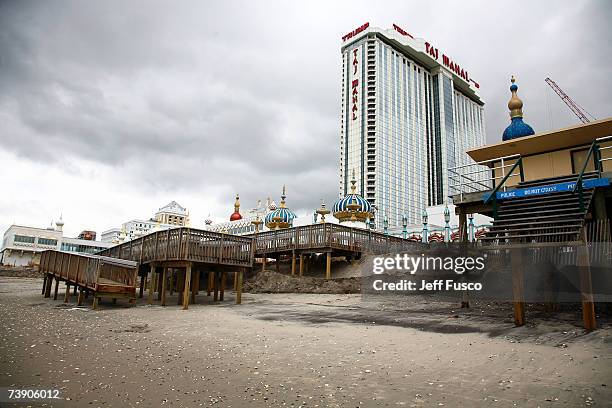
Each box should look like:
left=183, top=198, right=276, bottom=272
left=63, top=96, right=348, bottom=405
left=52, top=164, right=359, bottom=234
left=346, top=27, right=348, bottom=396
left=492, top=195, right=498, bottom=219
left=578, top=180, right=585, bottom=213
left=458, top=167, right=464, bottom=202
left=500, top=157, right=506, bottom=191
left=594, top=144, right=602, bottom=174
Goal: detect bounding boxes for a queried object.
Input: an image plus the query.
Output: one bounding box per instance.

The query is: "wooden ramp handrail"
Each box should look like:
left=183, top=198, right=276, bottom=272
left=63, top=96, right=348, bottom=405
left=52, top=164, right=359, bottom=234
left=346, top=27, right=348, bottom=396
left=40, top=250, right=138, bottom=291
left=98, top=227, right=253, bottom=266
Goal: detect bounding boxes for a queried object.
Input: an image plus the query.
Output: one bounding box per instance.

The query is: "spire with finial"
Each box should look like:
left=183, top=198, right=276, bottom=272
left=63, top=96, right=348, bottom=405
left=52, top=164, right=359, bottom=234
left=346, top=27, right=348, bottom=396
left=350, top=169, right=357, bottom=194
left=316, top=199, right=331, bottom=223
left=279, top=185, right=287, bottom=208
left=56, top=214, right=64, bottom=232
left=502, top=75, right=535, bottom=141
left=230, top=193, right=243, bottom=221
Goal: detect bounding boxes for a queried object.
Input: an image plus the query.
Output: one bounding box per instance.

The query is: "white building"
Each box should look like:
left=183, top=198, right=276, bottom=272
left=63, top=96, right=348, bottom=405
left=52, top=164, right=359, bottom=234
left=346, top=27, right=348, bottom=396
left=339, top=22, right=486, bottom=229
left=100, top=201, right=189, bottom=244
left=1, top=220, right=112, bottom=267
left=154, top=201, right=189, bottom=226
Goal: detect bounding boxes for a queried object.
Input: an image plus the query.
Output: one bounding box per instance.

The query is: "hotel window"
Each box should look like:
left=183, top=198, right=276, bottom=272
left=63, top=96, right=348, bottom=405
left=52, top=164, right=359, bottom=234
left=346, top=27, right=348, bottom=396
left=14, top=235, right=35, bottom=244
left=38, top=238, right=58, bottom=246
left=571, top=148, right=596, bottom=174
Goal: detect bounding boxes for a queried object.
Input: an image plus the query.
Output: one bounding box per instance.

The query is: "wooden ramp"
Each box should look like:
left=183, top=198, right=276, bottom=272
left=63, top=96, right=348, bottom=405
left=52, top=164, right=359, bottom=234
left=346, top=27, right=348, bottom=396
left=96, top=227, right=252, bottom=309
left=40, top=250, right=139, bottom=309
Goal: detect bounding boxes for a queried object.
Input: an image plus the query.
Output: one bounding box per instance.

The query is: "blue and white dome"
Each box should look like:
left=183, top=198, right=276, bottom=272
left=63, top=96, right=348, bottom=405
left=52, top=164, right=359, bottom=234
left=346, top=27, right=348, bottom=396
left=265, top=186, right=297, bottom=229
left=333, top=171, right=373, bottom=223
left=502, top=76, right=535, bottom=141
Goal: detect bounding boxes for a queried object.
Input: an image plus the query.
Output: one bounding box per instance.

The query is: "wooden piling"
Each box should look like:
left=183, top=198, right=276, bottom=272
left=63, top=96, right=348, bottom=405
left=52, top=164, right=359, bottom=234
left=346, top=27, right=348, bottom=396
left=44, top=274, right=53, bottom=298
left=177, top=270, right=185, bottom=305
left=92, top=296, right=99, bottom=310
left=161, top=267, right=168, bottom=306
left=191, top=270, right=199, bottom=304
left=213, top=271, right=219, bottom=302
left=157, top=270, right=163, bottom=301
left=207, top=271, right=213, bottom=296
left=77, top=288, right=84, bottom=306
left=220, top=272, right=226, bottom=301
left=139, top=274, right=145, bottom=298
left=291, top=252, right=296, bottom=276
left=147, top=264, right=155, bottom=305
left=325, top=252, right=331, bottom=280
left=182, top=263, right=192, bottom=310
left=63, top=283, right=71, bottom=303
left=299, top=254, right=304, bottom=277
left=511, top=248, right=525, bottom=326
left=53, top=278, right=60, bottom=300
left=236, top=269, right=243, bottom=305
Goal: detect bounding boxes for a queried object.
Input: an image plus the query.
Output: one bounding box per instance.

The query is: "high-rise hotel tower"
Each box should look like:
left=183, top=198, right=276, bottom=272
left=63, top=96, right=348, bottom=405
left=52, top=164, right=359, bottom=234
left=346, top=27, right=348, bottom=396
left=339, top=23, right=485, bottom=229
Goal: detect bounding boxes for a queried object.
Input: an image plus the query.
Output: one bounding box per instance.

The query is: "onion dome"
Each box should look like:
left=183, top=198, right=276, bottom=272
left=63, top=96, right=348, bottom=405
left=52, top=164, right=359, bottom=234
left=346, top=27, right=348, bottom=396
left=502, top=76, right=535, bottom=141
left=265, top=185, right=296, bottom=229
left=267, top=197, right=277, bottom=211
left=229, top=194, right=242, bottom=221
left=333, top=170, right=373, bottom=223
left=205, top=213, right=213, bottom=226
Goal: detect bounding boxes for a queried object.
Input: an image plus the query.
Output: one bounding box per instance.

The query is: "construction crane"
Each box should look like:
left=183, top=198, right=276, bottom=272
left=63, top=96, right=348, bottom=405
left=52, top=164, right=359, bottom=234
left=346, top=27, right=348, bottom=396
left=545, top=77, right=596, bottom=124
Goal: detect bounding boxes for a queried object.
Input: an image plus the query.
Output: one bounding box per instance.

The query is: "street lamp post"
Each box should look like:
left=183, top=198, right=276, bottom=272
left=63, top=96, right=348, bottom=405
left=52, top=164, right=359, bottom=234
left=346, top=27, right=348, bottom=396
left=444, top=205, right=451, bottom=243
left=422, top=208, right=429, bottom=244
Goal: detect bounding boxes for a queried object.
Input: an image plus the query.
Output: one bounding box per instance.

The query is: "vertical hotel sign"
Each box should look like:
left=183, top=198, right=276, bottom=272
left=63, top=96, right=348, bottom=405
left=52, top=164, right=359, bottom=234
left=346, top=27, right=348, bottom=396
left=351, top=48, right=359, bottom=121
left=342, top=23, right=367, bottom=124
left=342, top=23, right=367, bottom=192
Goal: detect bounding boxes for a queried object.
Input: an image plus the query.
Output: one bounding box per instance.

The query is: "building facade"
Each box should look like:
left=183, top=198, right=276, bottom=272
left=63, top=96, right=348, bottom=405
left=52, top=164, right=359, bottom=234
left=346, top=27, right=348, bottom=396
left=1, top=222, right=112, bottom=267
left=154, top=201, right=189, bottom=226
left=100, top=201, right=188, bottom=244
left=339, top=22, right=486, bottom=229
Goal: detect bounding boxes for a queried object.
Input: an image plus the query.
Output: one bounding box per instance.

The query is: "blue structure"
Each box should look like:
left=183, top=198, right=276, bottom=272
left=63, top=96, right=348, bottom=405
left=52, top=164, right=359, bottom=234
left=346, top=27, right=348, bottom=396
left=502, top=76, right=535, bottom=141
left=265, top=186, right=297, bottom=230
left=333, top=170, right=373, bottom=227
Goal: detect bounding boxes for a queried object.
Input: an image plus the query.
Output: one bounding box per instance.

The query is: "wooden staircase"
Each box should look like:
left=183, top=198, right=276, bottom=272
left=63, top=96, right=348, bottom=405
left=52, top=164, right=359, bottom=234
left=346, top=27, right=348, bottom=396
left=482, top=172, right=599, bottom=244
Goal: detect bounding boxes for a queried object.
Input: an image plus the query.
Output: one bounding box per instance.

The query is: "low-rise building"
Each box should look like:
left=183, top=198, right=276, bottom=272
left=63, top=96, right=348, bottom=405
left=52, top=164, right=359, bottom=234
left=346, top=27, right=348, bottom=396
left=1, top=220, right=112, bottom=267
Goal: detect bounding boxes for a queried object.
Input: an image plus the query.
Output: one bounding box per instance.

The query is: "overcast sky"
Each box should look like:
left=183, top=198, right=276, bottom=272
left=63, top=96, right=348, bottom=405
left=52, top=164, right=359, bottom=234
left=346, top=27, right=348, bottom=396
left=0, top=0, right=610, bottom=237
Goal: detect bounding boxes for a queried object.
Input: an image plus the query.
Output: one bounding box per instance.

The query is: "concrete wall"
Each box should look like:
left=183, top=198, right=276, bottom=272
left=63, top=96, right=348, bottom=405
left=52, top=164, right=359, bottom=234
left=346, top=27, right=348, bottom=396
left=1, top=250, right=39, bottom=267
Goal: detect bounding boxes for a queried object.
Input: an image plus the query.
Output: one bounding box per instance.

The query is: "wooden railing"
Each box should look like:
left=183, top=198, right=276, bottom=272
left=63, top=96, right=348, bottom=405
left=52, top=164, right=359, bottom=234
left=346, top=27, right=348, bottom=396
left=249, top=224, right=419, bottom=255
left=97, top=227, right=253, bottom=267
left=40, top=250, right=138, bottom=290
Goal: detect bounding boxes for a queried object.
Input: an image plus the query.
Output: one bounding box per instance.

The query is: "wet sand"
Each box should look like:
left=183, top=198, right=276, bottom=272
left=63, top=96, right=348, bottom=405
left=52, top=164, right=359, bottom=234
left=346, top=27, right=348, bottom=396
left=0, top=277, right=610, bottom=407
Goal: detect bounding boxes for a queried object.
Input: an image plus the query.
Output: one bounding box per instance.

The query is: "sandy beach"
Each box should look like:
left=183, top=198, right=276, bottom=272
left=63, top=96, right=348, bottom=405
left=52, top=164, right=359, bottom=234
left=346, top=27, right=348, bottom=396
left=1, top=276, right=610, bottom=407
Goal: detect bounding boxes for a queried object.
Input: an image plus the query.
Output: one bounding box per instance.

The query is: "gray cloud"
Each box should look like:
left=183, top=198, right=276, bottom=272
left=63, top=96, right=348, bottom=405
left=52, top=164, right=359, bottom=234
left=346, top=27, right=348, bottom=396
left=0, top=0, right=610, bottom=234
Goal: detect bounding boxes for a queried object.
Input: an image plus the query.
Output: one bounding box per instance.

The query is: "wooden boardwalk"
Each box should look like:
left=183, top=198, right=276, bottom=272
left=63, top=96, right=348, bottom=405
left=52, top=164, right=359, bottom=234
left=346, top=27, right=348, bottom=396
left=40, top=250, right=139, bottom=309
left=40, top=225, right=417, bottom=309
left=250, top=224, right=417, bottom=279
left=96, top=227, right=252, bottom=309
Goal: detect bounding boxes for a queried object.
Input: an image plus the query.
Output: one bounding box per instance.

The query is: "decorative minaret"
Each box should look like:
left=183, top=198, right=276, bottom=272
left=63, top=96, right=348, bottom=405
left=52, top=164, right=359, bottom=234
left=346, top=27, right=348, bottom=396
left=316, top=200, right=330, bottom=223
left=502, top=76, right=535, bottom=141
left=230, top=194, right=242, bottom=221
left=55, top=215, right=64, bottom=232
